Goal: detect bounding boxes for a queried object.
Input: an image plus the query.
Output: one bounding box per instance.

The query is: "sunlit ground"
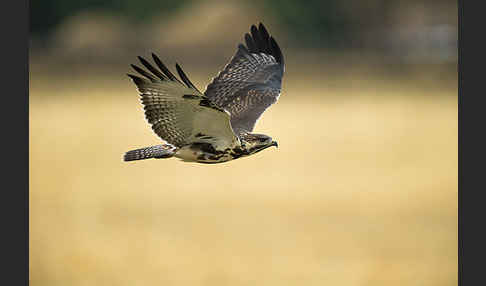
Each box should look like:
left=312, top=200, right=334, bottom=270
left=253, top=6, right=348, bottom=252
left=30, top=66, right=457, bottom=286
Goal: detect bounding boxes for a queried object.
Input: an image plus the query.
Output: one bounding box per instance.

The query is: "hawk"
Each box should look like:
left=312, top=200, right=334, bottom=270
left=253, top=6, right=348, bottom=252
left=124, top=23, right=284, bottom=164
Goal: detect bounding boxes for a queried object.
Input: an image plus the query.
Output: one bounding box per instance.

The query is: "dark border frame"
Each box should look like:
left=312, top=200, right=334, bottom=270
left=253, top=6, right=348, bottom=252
left=3, top=0, right=29, bottom=285
left=458, top=0, right=462, bottom=283
left=16, top=0, right=465, bottom=285
left=459, top=0, right=484, bottom=284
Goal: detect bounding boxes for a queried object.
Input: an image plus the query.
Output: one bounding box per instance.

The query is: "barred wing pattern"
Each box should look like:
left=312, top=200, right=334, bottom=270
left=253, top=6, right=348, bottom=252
left=204, top=23, right=284, bottom=135
left=128, top=54, right=238, bottom=149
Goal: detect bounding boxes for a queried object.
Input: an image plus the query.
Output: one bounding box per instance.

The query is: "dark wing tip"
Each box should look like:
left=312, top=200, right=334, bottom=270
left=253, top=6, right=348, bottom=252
left=258, top=22, right=266, bottom=31
left=242, top=23, right=284, bottom=65
left=237, top=43, right=249, bottom=54
left=151, top=53, right=183, bottom=84
left=244, top=33, right=257, bottom=53
left=138, top=56, right=167, bottom=81
left=175, top=63, right=200, bottom=92
left=269, top=36, right=284, bottom=65
left=127, top=73, right=146, bottom=86
left=258, top=23, right=271, bottom=51
left=250, top=25, right=264, bottom=51
left=128, top=53, right=202, bottom=92
left=130, top=64, right=157, bottom=82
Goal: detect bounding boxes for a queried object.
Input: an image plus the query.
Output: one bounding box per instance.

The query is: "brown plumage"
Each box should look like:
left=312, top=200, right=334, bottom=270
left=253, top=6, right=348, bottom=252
left=124, top=23, right=284, bottom=164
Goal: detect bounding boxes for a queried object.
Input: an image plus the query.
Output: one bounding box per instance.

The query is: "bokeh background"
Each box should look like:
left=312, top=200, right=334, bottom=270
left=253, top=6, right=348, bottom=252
left=30, top=0, right=458, bottom=285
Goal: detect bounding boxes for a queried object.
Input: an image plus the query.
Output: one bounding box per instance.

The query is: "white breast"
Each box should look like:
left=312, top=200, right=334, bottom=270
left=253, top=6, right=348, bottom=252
left=174, top=146, right=200, bottom=162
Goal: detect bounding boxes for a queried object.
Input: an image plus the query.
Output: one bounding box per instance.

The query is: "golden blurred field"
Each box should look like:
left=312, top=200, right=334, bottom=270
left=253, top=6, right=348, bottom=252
left=30, top=67, right=457, bottom=285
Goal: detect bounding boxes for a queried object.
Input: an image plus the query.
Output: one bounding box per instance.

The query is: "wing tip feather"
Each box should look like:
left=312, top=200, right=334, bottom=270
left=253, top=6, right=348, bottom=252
left=175, top=63, right=201, bottom=92
left=128, top=53, right=200, bottom=91
left=127, top=73, right=146, bottom=86
left=241, top=22, right=284, bottom=65
left=137, top=55, right=167, bottom=81
left=151, top=53, right=184, bottom=84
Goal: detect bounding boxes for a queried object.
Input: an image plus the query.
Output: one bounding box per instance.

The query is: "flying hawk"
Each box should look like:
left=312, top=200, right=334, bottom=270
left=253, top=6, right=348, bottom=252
left=124, top=23, right=284, bottom=164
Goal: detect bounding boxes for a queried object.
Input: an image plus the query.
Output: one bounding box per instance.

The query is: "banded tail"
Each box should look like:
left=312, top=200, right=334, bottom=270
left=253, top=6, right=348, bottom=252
left=123, top=144, right=177, bottom=161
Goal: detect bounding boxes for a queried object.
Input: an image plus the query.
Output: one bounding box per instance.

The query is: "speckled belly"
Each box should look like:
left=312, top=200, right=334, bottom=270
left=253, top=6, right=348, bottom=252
left=174, top=146, right=234, bottom=163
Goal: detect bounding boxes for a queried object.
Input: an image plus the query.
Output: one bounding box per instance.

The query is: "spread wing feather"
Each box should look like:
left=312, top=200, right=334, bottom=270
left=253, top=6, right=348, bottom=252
left=204, top=23, right=284, bottom=134
left=128, top=54, right=238, bottom=148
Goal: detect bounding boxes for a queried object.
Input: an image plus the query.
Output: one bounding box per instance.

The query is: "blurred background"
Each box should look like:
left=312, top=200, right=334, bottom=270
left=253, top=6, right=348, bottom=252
left=30, top=0, right=457, bottom=285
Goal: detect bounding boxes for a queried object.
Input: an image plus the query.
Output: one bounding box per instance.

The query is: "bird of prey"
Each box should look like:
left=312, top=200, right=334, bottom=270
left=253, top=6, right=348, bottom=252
left=124, top=23, right=284, bottom=164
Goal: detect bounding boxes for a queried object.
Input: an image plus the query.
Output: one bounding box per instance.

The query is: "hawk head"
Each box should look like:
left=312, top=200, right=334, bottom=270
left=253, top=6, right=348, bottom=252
left=240, top=133, right=278, bottom=155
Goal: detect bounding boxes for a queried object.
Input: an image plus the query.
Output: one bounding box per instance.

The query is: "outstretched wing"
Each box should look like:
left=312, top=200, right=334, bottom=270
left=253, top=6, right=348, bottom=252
left=128, top=53, right=239, bottom=149
left=204, top=23, right=284, bottom=135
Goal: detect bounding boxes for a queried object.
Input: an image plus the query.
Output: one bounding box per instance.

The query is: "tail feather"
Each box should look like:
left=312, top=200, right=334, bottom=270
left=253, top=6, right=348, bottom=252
left=124, top=144, right=176, bottom=162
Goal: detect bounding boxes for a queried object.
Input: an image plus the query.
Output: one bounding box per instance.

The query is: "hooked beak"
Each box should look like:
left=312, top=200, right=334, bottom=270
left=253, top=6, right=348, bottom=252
left=271, top=141, right=278, bottom=148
